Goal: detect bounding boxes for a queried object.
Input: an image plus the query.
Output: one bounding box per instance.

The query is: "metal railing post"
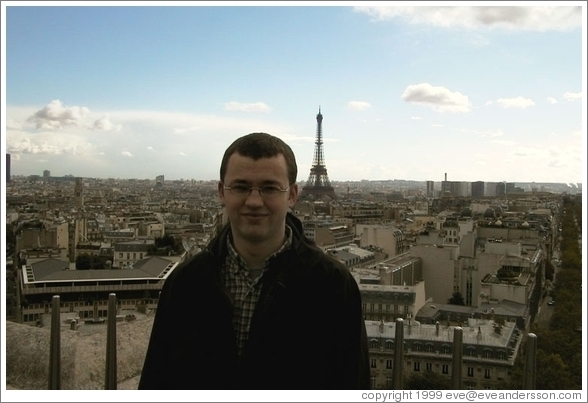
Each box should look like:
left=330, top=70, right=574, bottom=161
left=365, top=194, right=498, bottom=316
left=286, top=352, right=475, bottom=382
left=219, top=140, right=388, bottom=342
left=105, top=293, right=117, bottom=390
left=451, top=326, right=463, bottom=390
left=48, top=295, right=61, bottom=389
left=392, top=318, right=404, bottom=389
left=523, top=333, right=537, bottom=389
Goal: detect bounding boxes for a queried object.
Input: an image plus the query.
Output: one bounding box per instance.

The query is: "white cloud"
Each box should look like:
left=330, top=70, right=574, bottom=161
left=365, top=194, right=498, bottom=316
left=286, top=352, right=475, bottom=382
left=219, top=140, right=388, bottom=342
left=354, top=6, right=582, bottom=31
left=5, top=117, right=23, bottom=130
left=91, top=116, right=122, bottom=132
left=496, top=97, right=535, bottom=109
left=563, top=91, right=582, bottom=101
left=173, top=126, right=201, bottom=134
left=6, top=131, right=93, bottom=156
left=347, top=101, right=372, bottom=111
left=492, top=139, right=516, bottom=146
left=402, top=83, right=472, bottom=112
left=224, top=101, right=271, bottom=113
left=411, top=116, right=423, bottom=120
left=547, top=97, right=558, bottom=105
left=121, top=151, right=133, bottom=157
left=27, top=99, right=90, bottom=130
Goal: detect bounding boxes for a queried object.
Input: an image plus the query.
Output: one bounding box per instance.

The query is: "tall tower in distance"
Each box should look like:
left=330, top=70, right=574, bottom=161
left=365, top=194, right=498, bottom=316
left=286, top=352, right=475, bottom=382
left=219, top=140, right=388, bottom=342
left=75, top=177, right=84, bottom=207
left=299, top=107, right=337, bottom=200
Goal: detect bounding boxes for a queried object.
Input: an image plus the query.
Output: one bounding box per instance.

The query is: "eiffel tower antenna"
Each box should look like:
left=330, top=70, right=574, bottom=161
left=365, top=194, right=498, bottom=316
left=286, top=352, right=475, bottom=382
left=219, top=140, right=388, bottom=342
left=299, top=107, right=337, bottom=200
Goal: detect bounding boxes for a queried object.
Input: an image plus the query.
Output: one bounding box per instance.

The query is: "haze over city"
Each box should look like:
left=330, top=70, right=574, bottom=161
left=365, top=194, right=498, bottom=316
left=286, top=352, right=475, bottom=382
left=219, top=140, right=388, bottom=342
left=3, top=2, right=586, bottom=185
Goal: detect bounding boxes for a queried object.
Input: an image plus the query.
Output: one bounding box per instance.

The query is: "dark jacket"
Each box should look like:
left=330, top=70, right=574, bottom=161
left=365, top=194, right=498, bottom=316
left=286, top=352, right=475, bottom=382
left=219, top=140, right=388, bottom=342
left=138, top=213, right=370, bottom=390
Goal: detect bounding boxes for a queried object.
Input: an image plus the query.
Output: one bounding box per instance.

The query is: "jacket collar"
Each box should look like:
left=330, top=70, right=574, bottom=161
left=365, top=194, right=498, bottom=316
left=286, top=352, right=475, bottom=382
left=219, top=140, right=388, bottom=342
left=206, top=212, right=314, bottom=263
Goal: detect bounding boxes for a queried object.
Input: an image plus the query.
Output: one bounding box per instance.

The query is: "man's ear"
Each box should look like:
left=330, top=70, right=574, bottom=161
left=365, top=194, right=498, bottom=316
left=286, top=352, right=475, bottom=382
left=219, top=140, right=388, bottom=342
left=289, top=183, right=299, bottom=207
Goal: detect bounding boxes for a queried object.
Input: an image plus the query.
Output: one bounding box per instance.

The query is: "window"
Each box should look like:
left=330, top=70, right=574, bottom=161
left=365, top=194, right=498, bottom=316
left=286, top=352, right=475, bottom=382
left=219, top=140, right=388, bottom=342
left=484, top=350, right=492, bottom=359
left=484, top=369, right=491, bottom=379
left=370, top=340, right=379, bottom=349
left=386, top=377, right=392, bottom=388
left=370, top=359, right=377, bottom=369
left=386, top=341, right=394, bottom=350
left=119, top=253, right=123, bottom=258
left=442, top=346, right=451, bottom=354
left=413, top=343, right=421, bottom=352
left=371, top=376, right=377, bottom=389
left=386, top=360, right=392, bottom=369
left=467, top=349, right=476, bottom=357
left=442, top=364, right=449, bottom=374
left=426, top=363, right=433, bottom=372
left=467, top=367, right=474, bottom=377
left=414, top=362, right=420, bottom=372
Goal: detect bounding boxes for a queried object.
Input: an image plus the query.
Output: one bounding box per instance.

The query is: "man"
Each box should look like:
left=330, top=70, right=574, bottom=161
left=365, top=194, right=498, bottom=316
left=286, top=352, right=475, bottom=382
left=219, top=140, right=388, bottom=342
left=139, top=132, right=370, bottom=390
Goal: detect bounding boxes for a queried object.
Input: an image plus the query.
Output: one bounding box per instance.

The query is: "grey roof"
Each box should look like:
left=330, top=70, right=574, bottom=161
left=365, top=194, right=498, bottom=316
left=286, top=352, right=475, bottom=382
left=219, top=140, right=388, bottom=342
left=28, top=258, right=70, bottom=281
left=28, top=256, right=175, bottom=283
left=478, top=300, right=527, bottom=317
left=366, top=319, right=516, bottom=348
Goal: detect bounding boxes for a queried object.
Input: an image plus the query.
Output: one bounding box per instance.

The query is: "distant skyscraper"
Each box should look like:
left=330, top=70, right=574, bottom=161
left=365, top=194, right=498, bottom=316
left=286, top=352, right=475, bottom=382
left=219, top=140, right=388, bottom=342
left=43, top=170, right=51, bottom=178
left=506, top=182, right=515, bottom=194
left=6, top=154, right=10, bottom=183
left=426, top=180, right=434, bottom=197
left=496, top=182, right=506, bottom=197
left=299, top=107, right=337, bottom=200
left=155, top=175, right=165, bottom=188
left=75, top=177, right=85, bottom=207
left=471, top=181, right=485, bottom=198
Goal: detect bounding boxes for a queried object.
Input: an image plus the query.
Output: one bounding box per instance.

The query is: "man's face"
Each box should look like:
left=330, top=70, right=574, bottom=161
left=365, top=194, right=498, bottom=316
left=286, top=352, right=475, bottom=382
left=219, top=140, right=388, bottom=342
left=219, top=152, right=298, bottom=247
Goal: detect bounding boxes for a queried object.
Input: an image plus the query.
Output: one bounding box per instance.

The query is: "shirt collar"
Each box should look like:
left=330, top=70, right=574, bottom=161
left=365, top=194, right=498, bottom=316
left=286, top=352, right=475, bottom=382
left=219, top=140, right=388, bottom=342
left=226, top=225, right=293, bottom=275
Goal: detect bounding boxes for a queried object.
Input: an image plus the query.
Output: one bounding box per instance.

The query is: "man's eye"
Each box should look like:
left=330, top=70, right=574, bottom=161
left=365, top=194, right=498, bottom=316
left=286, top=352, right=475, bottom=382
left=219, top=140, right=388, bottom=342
left=229, top=185, right=249, bottom=193
left=262, top=186, right=280, bottom=194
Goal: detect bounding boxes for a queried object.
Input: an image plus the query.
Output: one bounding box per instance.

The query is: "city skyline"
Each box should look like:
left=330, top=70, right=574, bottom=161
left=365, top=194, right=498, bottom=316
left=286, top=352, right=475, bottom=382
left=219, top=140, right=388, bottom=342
left=3, top=3, right=586, bottom=185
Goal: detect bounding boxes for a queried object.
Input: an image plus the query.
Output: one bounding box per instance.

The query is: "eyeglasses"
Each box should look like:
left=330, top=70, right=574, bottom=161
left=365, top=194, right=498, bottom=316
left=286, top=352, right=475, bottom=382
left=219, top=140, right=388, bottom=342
left=223, top=183, right=290, bottom=198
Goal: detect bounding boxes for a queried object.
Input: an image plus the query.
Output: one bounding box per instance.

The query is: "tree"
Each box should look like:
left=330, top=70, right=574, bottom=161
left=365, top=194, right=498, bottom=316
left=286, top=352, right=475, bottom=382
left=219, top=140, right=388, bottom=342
left=448, top=291, right=464, bottom=305
left=535, top=350, right=574, bottom=390
left=76, top=254, right=92, bottom=270
left=405, top=371, right=451, bottom=390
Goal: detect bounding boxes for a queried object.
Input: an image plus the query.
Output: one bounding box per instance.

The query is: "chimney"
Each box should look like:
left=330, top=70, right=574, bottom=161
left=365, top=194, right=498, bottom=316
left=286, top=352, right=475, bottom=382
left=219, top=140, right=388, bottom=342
left=379, top=319, right=384, bottom=334
left=435, top=321, right=440, bottom=336
left=477, top=326, right=482, bottom=342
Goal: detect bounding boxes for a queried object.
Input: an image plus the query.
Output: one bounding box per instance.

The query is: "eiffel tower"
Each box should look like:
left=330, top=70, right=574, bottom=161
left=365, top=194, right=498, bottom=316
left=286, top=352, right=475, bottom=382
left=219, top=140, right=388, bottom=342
left=299, top=107, right=337, bottom=200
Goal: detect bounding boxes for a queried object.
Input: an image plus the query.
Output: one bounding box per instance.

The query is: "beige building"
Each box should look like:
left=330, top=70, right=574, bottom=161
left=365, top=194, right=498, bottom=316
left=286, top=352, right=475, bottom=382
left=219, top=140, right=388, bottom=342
left=358, top=281, right=426, bottom=323
left=356, top=224, right=406, bottom=258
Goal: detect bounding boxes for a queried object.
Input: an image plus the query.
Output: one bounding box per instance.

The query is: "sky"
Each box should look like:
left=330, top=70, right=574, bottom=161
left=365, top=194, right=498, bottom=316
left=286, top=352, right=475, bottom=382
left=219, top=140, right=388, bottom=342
left=2, top=2, right=586, bottom=185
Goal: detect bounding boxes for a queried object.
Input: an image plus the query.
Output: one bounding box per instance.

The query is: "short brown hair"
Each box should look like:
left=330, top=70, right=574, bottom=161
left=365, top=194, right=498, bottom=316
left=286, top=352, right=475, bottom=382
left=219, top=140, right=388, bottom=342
left=220, top=132, right=298, bottom=185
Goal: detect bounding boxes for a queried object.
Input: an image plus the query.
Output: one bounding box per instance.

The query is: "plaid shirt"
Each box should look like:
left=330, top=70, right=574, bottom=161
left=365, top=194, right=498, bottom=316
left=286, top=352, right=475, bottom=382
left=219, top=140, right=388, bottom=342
left=223, top=226, right=293, bottom=356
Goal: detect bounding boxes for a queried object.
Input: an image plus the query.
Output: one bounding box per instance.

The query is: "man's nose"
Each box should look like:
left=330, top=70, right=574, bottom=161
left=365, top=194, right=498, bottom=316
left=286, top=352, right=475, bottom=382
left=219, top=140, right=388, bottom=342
left=244, top=188, right=264, bottom=204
